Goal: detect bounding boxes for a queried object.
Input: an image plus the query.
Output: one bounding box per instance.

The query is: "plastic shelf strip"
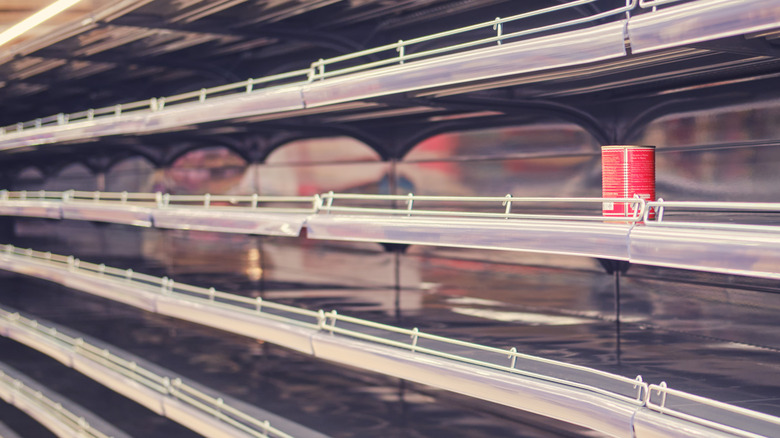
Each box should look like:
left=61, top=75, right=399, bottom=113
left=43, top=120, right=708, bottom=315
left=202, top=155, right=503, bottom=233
left=629, top=226, right=780, bottom=280
left=61, top=202, right=154, bottom=227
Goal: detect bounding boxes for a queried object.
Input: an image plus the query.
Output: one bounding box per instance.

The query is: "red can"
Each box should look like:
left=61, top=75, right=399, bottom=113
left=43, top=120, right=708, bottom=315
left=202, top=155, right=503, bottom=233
left=601, top=145, right=655, bottom=219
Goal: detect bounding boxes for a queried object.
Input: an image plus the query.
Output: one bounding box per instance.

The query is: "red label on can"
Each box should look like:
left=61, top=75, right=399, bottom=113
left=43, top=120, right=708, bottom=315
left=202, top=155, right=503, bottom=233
left=602, top=146, right=655, bottom=218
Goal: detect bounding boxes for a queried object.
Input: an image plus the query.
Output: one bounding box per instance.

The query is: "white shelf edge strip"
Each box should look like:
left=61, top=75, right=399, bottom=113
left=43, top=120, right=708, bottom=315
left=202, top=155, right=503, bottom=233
left=1, top=245, right=779, bottom=437
left=2, top=0, right=776, bottom=148
left=0, top=362, right=129, bottom=438
left=0, top=306, right=325, bottom=438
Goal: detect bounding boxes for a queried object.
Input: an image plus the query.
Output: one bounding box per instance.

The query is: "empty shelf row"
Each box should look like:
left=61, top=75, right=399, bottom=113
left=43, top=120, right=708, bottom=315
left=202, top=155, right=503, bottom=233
left=0, top=244, right=778, bottom=438
left=0, top=306, right=324, bottom=438
left=0, top=361, right=129, bottom=438
left=3, top=190, right=780, bottom=280
left=0, top=190, right=314, bottom=236
left=0, top=0, right=778, bottom=150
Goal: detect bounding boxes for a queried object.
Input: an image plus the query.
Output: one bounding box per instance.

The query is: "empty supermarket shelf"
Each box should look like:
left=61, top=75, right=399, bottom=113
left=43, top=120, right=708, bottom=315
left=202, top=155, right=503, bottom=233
left=0, top=245, right=779, bottom=437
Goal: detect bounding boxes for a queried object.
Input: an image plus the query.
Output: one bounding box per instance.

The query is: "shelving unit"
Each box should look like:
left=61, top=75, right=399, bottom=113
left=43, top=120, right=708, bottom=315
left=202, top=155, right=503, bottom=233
left=4, top=190, right=780, bottom=280
left=0, top=1, right=779, bottom=151
left=0, top=307, right=320, bottom=438
left=0, top=363, right=130, bottom=438
left=1, top=0, right=780, bottom=436
left=0, top=190, right=314, bottom=236
left=1, top=244, right=779, bottom=438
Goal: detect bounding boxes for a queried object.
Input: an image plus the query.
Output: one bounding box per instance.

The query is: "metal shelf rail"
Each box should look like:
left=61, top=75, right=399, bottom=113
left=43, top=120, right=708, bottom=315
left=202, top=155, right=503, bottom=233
left=1, top=245, right=779, bottom=437
left=0, top=189, right=644, bottom=258
left=0, top=362, right=130, bottom=438
left=314, top=194, right=780, bottom=279
left=5, top=189, right=780, bottom=279
left=0, top=190, right=315, bottom=236
left=0, top=306, right=322, bottom=438
left=632, top=200, right=780, bottom=279
left=152, top=192, right=315, bottom=236
left=309, top=192, right=644, bottom=260
left=0, top=0, right=778, bottom=150
left=638, top=382, right=780, bottom=437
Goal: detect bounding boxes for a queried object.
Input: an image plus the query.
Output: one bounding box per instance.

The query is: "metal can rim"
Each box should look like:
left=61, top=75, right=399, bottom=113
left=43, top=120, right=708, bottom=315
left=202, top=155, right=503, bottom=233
left=601, top=145, right=656, bottom=150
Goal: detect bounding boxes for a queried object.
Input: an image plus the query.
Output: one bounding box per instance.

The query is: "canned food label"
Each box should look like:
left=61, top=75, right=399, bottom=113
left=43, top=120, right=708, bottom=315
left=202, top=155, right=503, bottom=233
left=602, top=146, right=655, bottom=218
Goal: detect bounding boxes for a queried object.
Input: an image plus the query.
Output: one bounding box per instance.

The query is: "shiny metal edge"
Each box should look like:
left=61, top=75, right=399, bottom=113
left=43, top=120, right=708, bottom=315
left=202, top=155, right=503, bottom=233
left=0, top=199, right=306, bottom=236
left=0, top=309, right=325, bottom=438
left=0, top=257, right=315, bottom=355
left=0, top=87, right=305, bottom=150
left=0, top=251, right=643, bottom=436
left=0, top=201, right=62, bottom=219
left=0, top=362, right=131, bottom=438
left=151, top=210, right=306, bottom=236
left=306, top=215, right=632, bottom=260
left=629, top=0, right=780, bottom=54
left=302, top=21, right=627, bottom=107
left=632, top=409, right=743, bottom=438
left=310, top=333, right=636, bottom=437
left=4, top=248, right=776, bottom=437
left=61, top=203, right=153, bottom=227
left=0, top=113, right=149, bottom=150
left=629, top=226, right=780, bottom=280
left=153, top=295, right=316, bottom=355
left=142, top=87, right=305, bottom=132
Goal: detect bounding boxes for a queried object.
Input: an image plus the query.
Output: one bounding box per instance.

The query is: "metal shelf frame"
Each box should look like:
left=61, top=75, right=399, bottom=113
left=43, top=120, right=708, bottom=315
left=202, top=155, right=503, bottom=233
left=0, top=307, right=321, bottom=438
left=0, top=0, right=634, bottom=134
left=0, top=190, right=315, bottom=236
left=310, top=192, right=644, bottom=260
left=0, top=1, right=778, bottom=436
left=0, top=362, right=130, bottom=438
left=4, top=190, right=780, bottom=279
left=632, top=200, right=780, bottom=280
left=1, top=244, right=779, bottom=437
left=0, top=0, right=777, bottom=150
